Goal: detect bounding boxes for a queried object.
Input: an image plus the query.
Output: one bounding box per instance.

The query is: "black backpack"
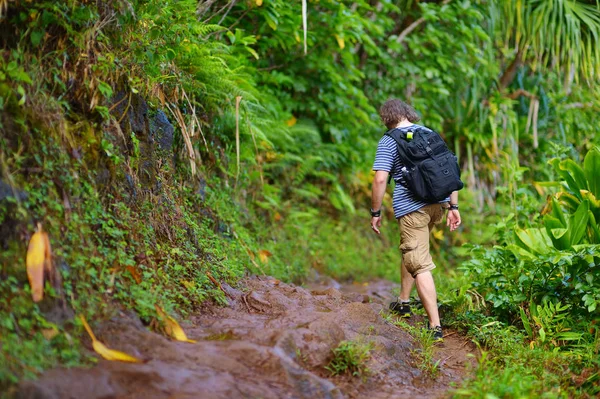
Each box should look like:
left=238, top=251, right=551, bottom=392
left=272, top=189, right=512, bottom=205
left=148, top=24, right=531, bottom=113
left=385, top=126, right=464, bottom=202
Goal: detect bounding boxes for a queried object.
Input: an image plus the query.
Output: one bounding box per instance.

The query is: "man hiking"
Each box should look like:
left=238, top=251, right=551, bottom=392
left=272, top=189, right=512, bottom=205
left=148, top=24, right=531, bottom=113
left=370, top=99, right=462, bottom=342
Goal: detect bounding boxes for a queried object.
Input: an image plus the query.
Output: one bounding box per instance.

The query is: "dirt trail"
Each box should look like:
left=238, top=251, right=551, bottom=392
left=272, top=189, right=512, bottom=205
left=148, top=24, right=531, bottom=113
left=16, top=277, right=476, bottom=399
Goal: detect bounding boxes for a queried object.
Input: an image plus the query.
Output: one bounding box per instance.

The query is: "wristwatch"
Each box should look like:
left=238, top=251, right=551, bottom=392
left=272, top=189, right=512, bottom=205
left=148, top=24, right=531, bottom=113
left=449, top=204, right=459, bottom=211
left=370, top=208, right=381, bottom=217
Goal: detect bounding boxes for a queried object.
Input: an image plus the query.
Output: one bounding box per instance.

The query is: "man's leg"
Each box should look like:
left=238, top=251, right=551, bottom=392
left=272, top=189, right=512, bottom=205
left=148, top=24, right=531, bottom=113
left=414, top=270, right=440, bottom=327
left=399, top=261, right=414, bottom=301
left=398, top=204, right=443, bottom=330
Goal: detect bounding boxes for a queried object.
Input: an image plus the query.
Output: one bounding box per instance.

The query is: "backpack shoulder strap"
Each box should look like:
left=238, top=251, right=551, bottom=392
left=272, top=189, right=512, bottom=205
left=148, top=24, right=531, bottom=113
left=384, top=128, right=415, bottom=168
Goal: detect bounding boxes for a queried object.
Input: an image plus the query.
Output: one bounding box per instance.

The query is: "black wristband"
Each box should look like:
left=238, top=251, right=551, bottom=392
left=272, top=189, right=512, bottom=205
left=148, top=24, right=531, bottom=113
left=370, top=208, right=381, bottom=217
left=449, top=204, right=459, bottom=210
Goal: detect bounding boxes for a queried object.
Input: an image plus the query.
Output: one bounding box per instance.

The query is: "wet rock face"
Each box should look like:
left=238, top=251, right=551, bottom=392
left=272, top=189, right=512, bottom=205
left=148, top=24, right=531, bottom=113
left=150, top=110, right=174, bottom=152
left=107, top=92, right=178, bottom=194
left=18, top=278, right=476, bottom=399
left=0, top=179, right=28, bottom=202
left=0, top=179, right=28, bottom=249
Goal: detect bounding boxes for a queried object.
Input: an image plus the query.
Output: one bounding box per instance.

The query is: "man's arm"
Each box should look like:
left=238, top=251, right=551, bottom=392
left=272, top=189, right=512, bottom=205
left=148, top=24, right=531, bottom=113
left=447, top=191, right=461, bottom=231
left=370, top=170, right=389, bottom=235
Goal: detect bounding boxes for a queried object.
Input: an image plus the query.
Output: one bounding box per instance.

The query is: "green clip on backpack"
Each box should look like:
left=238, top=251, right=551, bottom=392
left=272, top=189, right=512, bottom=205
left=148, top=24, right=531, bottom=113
left=385, top=126, right=464, bottom=202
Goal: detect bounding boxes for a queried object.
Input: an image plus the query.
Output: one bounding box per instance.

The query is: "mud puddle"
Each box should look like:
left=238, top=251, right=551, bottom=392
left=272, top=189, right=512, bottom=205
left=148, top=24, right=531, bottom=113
left=16, top=277, right=477, bottom=399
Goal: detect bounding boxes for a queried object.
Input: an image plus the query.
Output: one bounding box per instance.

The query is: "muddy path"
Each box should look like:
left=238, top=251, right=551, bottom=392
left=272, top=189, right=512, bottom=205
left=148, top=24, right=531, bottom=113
left=16, top=277, right=477, bottom=399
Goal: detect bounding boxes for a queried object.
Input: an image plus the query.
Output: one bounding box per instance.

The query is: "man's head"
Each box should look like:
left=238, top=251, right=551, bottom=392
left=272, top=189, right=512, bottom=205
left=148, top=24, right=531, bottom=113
left=379, top=99, right=420, bottom=129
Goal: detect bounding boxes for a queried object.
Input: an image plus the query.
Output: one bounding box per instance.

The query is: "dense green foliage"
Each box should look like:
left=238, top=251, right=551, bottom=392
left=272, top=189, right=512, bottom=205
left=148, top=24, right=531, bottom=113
left=1, top=0, right=600, bottom=396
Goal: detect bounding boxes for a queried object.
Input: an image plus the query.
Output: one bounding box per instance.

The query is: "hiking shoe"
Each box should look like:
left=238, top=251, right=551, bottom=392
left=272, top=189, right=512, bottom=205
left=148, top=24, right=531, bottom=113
left=389, top=301, right=412, bottom=318
left=429, top=325, right=444, bottom=342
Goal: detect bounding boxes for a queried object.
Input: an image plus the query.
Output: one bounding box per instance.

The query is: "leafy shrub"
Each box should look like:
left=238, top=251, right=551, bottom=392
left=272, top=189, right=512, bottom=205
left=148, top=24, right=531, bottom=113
left=462, top=148, right=600, bottom=319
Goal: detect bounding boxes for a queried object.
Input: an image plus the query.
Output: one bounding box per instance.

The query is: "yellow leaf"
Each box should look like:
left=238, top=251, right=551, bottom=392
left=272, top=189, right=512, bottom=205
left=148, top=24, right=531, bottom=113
left=334, top=34, right=345, bottom=50
left=79, top=315, right=142, bottom=363
left=258, top=249, right=272, bottom=263
left=286, top=116, right=297, bottom=127
left=181, top=280, right=195, bottom=290
left=26, top=229, right=46, bottom=302
left=265, top=151, right=277, bottom=161
left=154, top=305, right=196, bottom=343
left=433, top=229, right=444, bottom=240
left=256, top=0, right=263, bottom=5
left=92, top=340, right=142, bottom=363
left=41, top=327, right=59, bottom=340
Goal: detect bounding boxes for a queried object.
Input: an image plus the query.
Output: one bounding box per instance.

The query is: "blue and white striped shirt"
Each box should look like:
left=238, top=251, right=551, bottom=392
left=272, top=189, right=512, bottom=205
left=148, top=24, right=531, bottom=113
left=373, top=125, right=435, bottom=219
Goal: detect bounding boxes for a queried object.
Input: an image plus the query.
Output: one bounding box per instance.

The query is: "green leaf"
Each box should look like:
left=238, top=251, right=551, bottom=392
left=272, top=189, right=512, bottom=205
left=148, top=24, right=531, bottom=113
left=505, top=244, right=536, bottom=259
left=8, top=68, right=33, bottom=84
left=569, top=200, right=590, bottom=246
left=557, top=192, right=582, bottom=212
left=17, top=85, right=26, bottom=106
left=515, top=228, right=553, bottom=254
left=520, top=307, right=532, bottom=338
left=31, top=30, right=44, bottom=47
left=559, top=159, right=588, bottom=196
left=546, top=226, right=569, bottom=250
left=554, top=332, right=583, bottom=341
left=588, top=211, right=600, bottom=244
left=550, top=197, right=566, bottom=226
left=245, top=47, right=259, bottom=60
left=584, top=147, right=600, bottom=198
left=539, top=327, right=546, bottom=343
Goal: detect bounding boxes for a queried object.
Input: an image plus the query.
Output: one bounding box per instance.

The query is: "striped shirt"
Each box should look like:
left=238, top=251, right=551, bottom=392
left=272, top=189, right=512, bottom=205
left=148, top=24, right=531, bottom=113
left=373, top=125, right=444, bottom=219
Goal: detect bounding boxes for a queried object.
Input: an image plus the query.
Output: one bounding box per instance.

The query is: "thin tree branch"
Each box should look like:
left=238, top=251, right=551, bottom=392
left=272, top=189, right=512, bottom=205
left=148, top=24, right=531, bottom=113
left=505, top=88, right=536, bottom=100
left=218, top=0, right=238, bottom=26
left=498, top=49, right=523, bottom=91
left=563, top=102, right=594, bottom=109
left=396, top=0, right=451, bottom=44
left=228, top=8, right=253, bottom=31
left=197, top=0, right=220, bottom=19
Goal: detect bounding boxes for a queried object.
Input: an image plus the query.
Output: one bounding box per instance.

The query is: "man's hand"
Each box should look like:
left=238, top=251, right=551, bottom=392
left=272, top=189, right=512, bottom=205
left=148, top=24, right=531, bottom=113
left=371, top=216, right=382, bottom=235
left=447, top=209, right=461, bottom=232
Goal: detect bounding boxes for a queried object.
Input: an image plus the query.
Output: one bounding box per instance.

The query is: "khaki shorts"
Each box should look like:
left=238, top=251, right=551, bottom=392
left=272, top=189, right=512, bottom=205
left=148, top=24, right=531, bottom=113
left=398, top=203, right=445, bottom=277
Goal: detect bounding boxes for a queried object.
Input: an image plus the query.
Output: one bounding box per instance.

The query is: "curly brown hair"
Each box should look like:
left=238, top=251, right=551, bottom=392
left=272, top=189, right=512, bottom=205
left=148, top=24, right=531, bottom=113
left=379, top=99, right=420, bottom=129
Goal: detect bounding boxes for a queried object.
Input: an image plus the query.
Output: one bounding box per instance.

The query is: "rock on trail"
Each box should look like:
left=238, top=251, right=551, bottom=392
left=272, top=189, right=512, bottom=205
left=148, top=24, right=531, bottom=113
left=16, top=277, right=476, bottom=399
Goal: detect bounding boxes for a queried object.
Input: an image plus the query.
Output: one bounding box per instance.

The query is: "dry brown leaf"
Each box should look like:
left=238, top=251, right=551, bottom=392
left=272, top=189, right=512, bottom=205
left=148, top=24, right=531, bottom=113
left=126, top=265, right=142, bottom=284
left=258, top=249, right=272, bottom=264
left=42, top=232, right=53, bottom=273
left=79, top=315, right=142, bottom=363
left=0, top=0, right=9, bottom=20
left=154, top=305, right=196, bottom=343
left=26, top=228, right=46, bottom=302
